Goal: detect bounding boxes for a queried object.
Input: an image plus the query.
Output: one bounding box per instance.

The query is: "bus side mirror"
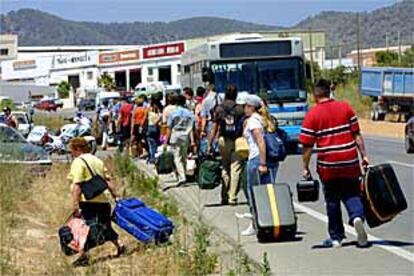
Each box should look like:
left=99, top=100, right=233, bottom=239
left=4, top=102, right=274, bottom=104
left=202, top=67, right=214, bottom=83
left=305, top=63, right=312, bottom=80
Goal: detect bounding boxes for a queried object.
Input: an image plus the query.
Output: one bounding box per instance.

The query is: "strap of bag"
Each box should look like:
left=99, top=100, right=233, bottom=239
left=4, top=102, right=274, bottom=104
left=79, top=157, right=96, bottom=177
left=256, top=168, right=276, bottom=185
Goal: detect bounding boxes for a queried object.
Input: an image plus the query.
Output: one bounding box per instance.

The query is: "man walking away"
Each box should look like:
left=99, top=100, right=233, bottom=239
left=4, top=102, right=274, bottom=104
left=299, top=79, right=369, bottom=248
left=165, top=95, right=195, bottom=186
left=97, top=101, right=112, bottom=150
left=200, top=84, right=221, bottom=154
left=117, top=97, right=133, bottom=153
left=208, top=84, right=244, bottom=205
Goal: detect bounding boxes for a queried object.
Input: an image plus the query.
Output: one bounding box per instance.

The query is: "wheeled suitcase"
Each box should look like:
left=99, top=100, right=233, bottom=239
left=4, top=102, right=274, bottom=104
left=197, top=156, right=222, bottom=190
left=113, top=198, right=174, bottom=244
left=363, top=164, right=407, bottom=228
left=252, top=183, right=297, bottom=242
left=296, top=178, right=320, bottom=202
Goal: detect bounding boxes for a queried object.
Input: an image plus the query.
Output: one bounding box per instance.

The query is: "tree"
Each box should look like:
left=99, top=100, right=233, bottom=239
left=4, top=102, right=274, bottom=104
left=57, top=81, right=70, bottom=99
left=98, top=73, right=115, bottom=91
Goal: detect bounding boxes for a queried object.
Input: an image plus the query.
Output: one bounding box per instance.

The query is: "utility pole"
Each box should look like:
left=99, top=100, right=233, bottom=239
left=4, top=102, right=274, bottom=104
left=338, top=45, right=342, bottom=66
left=385, top=32, right=389, bottom=50
left=356, top=13, right=361, bottom=71
left=397, top=31, right=402, bottom=65
left=308, top=27, right=314, bottom=83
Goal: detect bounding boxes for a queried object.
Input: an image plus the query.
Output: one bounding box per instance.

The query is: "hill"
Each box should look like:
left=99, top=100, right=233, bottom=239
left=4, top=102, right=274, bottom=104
left=0, top=9, right=277, bottom=46
left=295, top=0, right=414, bottom=56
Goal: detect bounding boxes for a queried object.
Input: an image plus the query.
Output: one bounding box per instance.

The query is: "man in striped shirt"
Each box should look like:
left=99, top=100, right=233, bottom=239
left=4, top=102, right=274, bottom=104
left=300, top=79, right=369, bottom=248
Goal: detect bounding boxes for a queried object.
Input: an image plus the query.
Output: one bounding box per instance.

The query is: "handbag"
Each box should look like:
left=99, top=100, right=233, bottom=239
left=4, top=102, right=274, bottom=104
left=235, top=137, right=249, bottom=160
left=79, top=157, right=108, bottom=200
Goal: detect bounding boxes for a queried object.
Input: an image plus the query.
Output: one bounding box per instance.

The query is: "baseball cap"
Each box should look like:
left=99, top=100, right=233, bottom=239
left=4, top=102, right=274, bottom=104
left=245, top=95, right=262, bottom=108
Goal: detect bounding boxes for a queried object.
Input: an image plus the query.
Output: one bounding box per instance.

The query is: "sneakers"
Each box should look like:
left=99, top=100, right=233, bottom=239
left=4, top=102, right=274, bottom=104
left=353, top=217, right=368, bottom=247
left=241, top=223, right=256, bottom=236
left=323, top=238, right=342, bottom=248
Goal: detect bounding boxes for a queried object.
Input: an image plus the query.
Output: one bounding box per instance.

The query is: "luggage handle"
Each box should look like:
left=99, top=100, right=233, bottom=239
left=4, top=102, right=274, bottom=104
left=256, top=168, right=275, bottom=185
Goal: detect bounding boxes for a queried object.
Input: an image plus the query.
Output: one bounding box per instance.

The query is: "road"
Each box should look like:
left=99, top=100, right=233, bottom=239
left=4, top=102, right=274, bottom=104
left=148, top=136, right=414, bottom=275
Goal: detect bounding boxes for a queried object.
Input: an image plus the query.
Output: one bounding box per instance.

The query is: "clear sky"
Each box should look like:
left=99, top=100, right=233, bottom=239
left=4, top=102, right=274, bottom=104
left=0, top=0, right=397, bottom=26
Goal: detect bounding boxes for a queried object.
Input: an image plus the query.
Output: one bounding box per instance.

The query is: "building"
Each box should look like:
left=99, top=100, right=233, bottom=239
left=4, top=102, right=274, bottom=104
left=0, top=34, right=18, bottom=62
left=1, top=30, right=326, bottom=102
left=347, top=45, right=412, bottom=67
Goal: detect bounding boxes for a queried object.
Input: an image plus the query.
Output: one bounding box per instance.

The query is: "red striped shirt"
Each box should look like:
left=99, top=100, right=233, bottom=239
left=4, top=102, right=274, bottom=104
left=299, top=99, right=361, bottom=182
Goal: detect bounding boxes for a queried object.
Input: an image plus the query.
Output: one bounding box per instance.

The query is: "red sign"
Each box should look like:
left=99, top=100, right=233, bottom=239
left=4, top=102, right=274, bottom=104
left=143, top=42, right=185, bottom=59
left=99, top=50, right=140, bottom=64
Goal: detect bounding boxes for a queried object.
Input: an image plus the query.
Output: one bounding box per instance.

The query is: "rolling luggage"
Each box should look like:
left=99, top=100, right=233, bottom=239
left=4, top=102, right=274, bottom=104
left=296, top=177, right=320, bottom=202
left=197, top=156, right=222, bottom=190
left=363, top=164, right=407, bottom=228
left=252, top=174, right=296, bottom=242
left=113, top=198, right=174, bottom=244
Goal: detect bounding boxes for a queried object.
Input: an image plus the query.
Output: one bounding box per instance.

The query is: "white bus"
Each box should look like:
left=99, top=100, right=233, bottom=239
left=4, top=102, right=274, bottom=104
left=180, top=36, right=309, bottom=149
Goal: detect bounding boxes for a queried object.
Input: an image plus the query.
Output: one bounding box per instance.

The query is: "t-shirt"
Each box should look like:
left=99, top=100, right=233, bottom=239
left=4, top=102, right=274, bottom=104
left=133, top=106, right=148, bottom=126
left=299, top=99, right=361, bottom=182
left=243, top=113, right=264, bottom=160
left=162, top=104, right=177, bottom=124
left=148, top=111, right=161, bottom=126
left=200, top=91, right=222, bottom=120
left=67, top=153, right=110, bottom=203
left=119, top=102, right=133, bottom=127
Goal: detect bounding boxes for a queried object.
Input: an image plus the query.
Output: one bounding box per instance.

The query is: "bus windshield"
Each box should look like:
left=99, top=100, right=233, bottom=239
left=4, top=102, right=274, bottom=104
left=210, top=58, right=306, bottom=103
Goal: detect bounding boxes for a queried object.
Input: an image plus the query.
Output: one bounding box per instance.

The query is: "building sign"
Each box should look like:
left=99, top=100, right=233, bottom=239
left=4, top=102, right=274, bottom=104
left=52, top=52, right=97, bottom=70
left=13, top=60, right=36, bottom=70
left=99, top=49, right=140, bottom=64
left=143, top=42, right=185, bottom=59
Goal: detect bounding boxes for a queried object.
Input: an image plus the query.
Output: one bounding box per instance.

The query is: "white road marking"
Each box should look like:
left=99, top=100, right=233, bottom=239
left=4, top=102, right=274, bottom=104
left=294, top=202, right=414, bottom=264
left=388, top=160, right=414, bottom=168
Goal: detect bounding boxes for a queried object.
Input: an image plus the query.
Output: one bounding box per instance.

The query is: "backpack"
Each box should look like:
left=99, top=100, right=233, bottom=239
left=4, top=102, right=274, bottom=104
left=155, top=151, right=175, bottom=174
left=198, top=156, right=222, bottom=190
left=170, top=115, right=193, bottom=145
left=264, top=131, right=287, bottom=163
left=220, top=103, right=241, bottom=139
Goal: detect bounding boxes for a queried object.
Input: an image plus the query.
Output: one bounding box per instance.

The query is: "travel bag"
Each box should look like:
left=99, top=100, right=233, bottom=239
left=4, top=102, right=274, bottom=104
left=197, top=156, right=222, bottom=190
left=296, top=177, right=320, bottom=202
left=362, top=164, right=407, bottom=228
left=113, top=198, right=174, bottom=244
left=155, top=149, right=175, bottom=175
left=252, top=173, right=296, bottom=242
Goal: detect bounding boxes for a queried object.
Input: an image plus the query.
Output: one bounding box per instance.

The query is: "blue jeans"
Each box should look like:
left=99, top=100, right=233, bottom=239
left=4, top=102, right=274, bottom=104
left=146, top=125, right=159, bottom=163
left=323, top=178, right=365, bottom=241
left=246, top=156, right=279, bottom=209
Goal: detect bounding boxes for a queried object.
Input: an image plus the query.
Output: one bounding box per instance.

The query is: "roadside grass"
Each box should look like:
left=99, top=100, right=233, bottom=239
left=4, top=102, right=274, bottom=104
left=32, top=113, right=66, bottom=133
left=0, top=155, right=248, bottom=275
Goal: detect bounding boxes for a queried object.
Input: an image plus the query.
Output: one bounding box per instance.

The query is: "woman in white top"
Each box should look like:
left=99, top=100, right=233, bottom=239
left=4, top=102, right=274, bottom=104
left=240, top=95, right=279, bottom=236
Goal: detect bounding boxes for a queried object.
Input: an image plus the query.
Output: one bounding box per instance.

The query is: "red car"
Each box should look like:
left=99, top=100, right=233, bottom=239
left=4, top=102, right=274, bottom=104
left=34, top=100, right=58, bottom=112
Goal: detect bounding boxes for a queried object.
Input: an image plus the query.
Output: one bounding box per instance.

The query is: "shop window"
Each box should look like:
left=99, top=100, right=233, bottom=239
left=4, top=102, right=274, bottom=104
left=148, top=68, right=153, bottom=76
left=87, top=71, right=93, bottom=80
left=0, top=48, right=9, bottom=56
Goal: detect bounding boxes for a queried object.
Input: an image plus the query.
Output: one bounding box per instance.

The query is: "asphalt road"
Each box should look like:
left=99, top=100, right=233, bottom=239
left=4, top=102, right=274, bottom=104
left=150, top=135, right=414, bottom=275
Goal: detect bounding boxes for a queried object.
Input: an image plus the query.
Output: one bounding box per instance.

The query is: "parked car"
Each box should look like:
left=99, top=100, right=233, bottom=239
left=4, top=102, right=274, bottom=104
left=34, top=100, right=58, bottom=112
left=0, top=123, right=51, bottom=165
left=78, top=98, right=96, bottom=111
left=405, top=116, right=414, bottom=153
left=0, top=111, right=33, bottom=137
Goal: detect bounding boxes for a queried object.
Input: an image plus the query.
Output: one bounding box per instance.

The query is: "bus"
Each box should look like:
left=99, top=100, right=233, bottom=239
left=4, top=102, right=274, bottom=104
left=180, top=35, right=308, bottom=150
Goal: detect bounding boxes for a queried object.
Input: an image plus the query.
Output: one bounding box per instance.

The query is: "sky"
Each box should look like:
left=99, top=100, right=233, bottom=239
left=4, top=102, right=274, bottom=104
left=0, top=0, right=398, bottom=26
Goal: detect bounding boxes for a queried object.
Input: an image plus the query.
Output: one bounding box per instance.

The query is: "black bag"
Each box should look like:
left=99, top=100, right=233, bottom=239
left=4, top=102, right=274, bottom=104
left=155, top=151, right=175, bottom=174
left=296, top=177, right=320, bottom=202
left=197, top=156, right=222, bottom=190
left=252, top=172, right=297, bottom=242
left=79, top=158, right=108, bottom=200
left=58, top=225, right=76, bottom=256
left=363, top=164, right=408, bottom=228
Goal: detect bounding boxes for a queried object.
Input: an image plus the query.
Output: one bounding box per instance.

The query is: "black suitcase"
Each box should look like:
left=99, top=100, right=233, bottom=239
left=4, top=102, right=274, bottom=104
left=296, top=178, right=320, bottom=202
left=252, top=183, right=297, bottom=242
left=363, top=164, right=408, bottom=228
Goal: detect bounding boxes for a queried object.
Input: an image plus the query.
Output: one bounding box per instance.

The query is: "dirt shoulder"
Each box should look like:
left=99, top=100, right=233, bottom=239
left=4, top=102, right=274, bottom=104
left=359, top=119, right=405, bottom=139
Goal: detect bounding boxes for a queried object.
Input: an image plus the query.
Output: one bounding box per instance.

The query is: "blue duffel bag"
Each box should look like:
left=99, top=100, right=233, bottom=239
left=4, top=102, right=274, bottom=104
left=113, top=198, right=174, bottom=244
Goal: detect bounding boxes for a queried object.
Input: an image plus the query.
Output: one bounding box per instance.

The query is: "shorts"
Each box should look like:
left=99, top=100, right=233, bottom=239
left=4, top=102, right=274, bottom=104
left=120, top=125, right=131, bottom=141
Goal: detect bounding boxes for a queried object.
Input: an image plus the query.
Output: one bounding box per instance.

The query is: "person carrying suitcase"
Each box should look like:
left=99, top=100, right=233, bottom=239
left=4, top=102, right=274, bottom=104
left=67, top=137, right=125, bottom=266
left=299, top=79, right=369, bottom=248
left=207, top=84, right=245, bottom=205
left=238, top=95, right=280, bottom=236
